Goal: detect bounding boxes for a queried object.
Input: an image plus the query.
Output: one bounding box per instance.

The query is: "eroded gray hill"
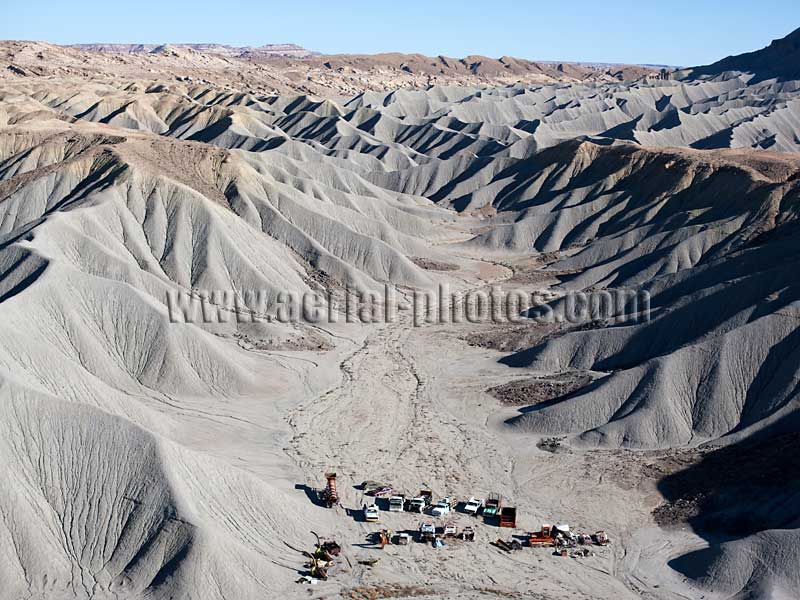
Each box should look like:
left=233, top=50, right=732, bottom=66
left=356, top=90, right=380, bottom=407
left=1, top=35, right=800, bottom=598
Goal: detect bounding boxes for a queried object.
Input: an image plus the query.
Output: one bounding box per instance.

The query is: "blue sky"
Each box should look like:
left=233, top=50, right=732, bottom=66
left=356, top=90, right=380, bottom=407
left=1, top=0, right=798, bottom=66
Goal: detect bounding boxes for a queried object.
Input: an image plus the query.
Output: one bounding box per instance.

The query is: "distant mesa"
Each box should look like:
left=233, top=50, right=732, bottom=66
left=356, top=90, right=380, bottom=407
left=68, top=42, right=318, bottom=59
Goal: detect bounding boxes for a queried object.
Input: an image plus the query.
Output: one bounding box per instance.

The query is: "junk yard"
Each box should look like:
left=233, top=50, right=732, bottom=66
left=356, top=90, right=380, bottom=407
left=290, top=471, right=613, bottom=589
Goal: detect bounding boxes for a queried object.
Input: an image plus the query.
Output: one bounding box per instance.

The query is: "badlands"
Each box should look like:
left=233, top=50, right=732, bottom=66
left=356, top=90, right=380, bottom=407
left=0, top=26, right=799, bottom=600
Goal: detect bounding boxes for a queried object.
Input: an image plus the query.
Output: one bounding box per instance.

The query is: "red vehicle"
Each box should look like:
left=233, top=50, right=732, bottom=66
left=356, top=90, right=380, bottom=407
left=528, top=525, right=555, bottom=547
left=369, top=485, right=395, bottom=497
left=499, top=506, right=517, bottom=528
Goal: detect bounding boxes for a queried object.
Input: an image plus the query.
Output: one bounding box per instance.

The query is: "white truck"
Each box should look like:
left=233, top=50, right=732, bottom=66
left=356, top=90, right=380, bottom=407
left=419, top=521, right=436, bottom=542
left=388, top=495, right=405, bottom=512
left=364, top=504, right=380, bottom=522
left=431, top=497, right=453, bottom=517
left=464, top=497, right=484, bottom=516
left=409, top=490, right=432, bottom=513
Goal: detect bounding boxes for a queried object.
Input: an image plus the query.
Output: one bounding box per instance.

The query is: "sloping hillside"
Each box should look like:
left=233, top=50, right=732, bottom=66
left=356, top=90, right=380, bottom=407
left=678, top=26, right=800, bottom=82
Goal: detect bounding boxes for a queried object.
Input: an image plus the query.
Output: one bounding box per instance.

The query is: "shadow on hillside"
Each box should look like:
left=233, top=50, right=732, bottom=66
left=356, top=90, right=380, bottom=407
left=654, top=421, right=800, bottom=580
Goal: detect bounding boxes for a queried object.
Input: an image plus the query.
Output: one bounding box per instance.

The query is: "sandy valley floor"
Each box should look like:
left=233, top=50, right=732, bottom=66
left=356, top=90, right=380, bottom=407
left=210, top=239, right=715, bottom=600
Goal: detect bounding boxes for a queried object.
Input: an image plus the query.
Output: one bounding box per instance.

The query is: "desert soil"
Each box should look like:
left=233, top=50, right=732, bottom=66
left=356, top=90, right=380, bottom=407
left=261, top=239, right=715, bottom=600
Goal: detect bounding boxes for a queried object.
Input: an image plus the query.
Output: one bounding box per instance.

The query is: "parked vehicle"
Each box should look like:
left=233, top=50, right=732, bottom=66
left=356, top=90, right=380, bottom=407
left=463, top=497, right=483, bottom=516
left=593, top=530, right=610, bottom=546
left=431, top=497, right=453, bottom=517
left=394, top=532, right=412, bottom=545
left=361, top=480, right=387, bottom=494
left=461, top=526, right=476, bottom=542
left=483, top=494, right=501, bottom=518
left=388, top=495, right=405, bottom=512
left=408, top=490, right=432, bottom=513
left=364, top=504, right=380, bottom=522
left=499, top=506, right=517, bottom=528
left=528, top=525, right=555, bottom=547
left=419, top=521, right=436, bottom=542
left=443, top=522, right=457, bottom=537
left=372, top=529, right=391, bottom=548
left=370, top=485, right=395, bottom=497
